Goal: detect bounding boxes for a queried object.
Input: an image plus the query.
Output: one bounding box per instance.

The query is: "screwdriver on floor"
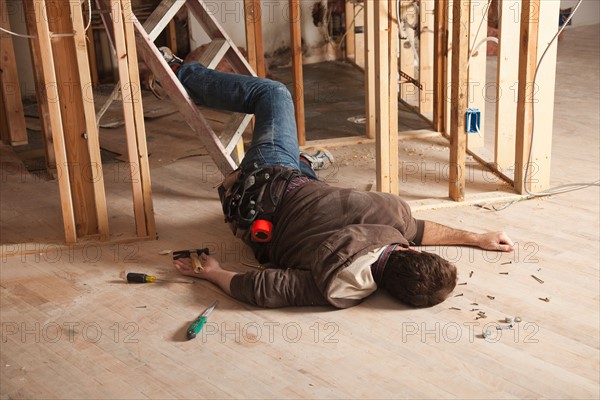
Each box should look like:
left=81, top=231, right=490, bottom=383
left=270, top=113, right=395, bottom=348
left=126, top=272, right=194, bottom=284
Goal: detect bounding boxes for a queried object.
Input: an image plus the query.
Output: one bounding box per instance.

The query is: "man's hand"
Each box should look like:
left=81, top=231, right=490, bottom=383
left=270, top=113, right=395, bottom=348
left=173, top=253, right=236, bottom=295
left=476, top=231, right=514, bottom=252
left=173, top=253, right=223, bottom=279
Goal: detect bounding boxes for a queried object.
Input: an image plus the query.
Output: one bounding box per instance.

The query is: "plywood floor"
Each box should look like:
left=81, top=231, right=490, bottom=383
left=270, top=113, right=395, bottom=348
left=1, top=25, right=599, bottom=399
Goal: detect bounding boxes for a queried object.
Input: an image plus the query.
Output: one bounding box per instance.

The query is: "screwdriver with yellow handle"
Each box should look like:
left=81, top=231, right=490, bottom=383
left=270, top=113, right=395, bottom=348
left=126, top=272, right=194, bottom=284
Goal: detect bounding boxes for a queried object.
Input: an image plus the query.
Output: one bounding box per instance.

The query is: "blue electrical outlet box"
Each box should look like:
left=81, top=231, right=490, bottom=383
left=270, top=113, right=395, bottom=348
left=466, top=108, right=481, bottom=134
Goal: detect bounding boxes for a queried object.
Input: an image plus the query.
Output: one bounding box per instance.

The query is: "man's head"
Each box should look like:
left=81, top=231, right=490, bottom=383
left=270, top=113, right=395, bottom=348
left=381, top=249, right=457, bottom=307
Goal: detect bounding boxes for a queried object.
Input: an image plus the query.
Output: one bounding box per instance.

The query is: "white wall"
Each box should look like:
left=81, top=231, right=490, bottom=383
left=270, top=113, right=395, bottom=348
left=189, top=0, right=334, bottom=65
left=561, top=0, right=600, bottom=26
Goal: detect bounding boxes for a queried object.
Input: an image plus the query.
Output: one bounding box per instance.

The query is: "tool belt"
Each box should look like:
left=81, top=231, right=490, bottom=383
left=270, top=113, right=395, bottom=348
left=218, top=164, right=301, bottom=241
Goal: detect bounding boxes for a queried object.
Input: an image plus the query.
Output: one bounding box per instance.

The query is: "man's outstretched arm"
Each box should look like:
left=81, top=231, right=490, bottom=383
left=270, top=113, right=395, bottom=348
left=174, top=253, right=329, bottom=307
left=420, top=220, right=514, bottom=252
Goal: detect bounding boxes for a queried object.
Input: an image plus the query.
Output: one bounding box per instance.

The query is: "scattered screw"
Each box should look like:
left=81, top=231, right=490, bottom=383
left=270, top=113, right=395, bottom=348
left=136, top=306, right=147, bottom=308
left=449, top=307, right=461, bottom=311
left=458, top=282, right=467, bottom=286
left=531, top=275, right=545, bottom=284
left=476, top=315, right=488, bottom=320
left=470, top=302, right=479, bottom=306
left=454, top=293, right=463, bottom=297
left=496, top=324, right=513, bottom=330
left=487, top=295, right=496, bottom=300
left=501, top=261, right=513, bottom=265
left=539, top=297, right=550, bottom=302
left=499, top=272, right=509, bottom=275
left=537, top=268, right=541, bottom=272
left=469, top=271, right=474, bottom=278
left=470, top=308, right=480, bottom=311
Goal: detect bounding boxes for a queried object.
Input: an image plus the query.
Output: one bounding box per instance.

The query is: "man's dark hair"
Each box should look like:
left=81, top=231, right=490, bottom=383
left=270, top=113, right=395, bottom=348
left=381, top=250, right=457, bottom=307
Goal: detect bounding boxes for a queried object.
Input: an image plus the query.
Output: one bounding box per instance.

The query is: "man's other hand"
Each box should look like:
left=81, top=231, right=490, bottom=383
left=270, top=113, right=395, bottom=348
left=477, top=231, right=515, bottom=252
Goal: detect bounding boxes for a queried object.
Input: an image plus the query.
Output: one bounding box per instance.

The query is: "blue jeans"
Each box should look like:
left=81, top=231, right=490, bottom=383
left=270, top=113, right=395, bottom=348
left=177, top=63, right=317, bottom=179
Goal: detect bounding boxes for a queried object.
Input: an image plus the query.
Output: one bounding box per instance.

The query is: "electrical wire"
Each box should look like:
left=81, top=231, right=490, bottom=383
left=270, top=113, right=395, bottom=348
left=490, top=0, right=598, bottom=211
left=0, top=0, right=93, bottom=39
left=523, top=0, right=599, bottom=196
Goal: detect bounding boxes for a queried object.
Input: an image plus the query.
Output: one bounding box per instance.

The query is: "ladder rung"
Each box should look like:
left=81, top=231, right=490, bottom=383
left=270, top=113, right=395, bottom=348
left=143, top=0, right=187, bottom=41
left=195, top=39, right=230, bottom=70
left=221, top=113, right=253, bottom=154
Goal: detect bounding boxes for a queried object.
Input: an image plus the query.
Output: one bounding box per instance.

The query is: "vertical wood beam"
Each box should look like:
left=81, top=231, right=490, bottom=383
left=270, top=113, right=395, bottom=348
left=72, top=0, right=110, bottom=240
left=111, top=0, right=152, bottom=238
left=433, top=0, right=448, bottom=132
left=244, top=0, right=266, bottom=77
left=0, top=0, right=28, bottom=146
left=289, top=0, right=306, bottom=145
left=374, top=0, right=399, bottom=194
left=364, top=0, right=375, bottom=139
left=466, top=0, right=487, bottom=149
left=419, top=0, right=435, bottom=118
left=514, top=0, right=539, bottom=194
left=444, top=0, right=453, bottom=134
left=121, top=0, right=156, bottom=238
left=23, top=0, right=56, bottom=172
left=167, top=19, right=178, bottom=54
left=448, top=0, right=470, bottom=201
left=494, top=0, right=520, bottom=170
left=47, top=0, right=99, bottom=236
left=398, top=0, right=417, bottom=107
left=345, top=0, right=355, bottom=61
left=33, top=0, right=77, bottom=243
left=515, top=0, right=558, bottom=193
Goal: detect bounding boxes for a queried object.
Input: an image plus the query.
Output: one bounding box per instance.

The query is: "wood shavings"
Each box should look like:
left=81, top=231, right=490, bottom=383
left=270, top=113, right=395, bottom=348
left=159, top=249, right=172, bottom=255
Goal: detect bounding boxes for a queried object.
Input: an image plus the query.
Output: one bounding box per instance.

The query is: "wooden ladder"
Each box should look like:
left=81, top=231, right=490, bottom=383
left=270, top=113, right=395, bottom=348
left=98, top=0, right=256, bottom=176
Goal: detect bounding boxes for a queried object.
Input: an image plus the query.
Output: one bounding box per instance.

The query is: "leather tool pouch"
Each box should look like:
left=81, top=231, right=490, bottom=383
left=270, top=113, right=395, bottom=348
left=218, top=164, right=299, bottom=241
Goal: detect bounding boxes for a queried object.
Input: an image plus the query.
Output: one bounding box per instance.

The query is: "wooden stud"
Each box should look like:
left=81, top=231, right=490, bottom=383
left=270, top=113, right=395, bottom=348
left=494, top=0, right=520, bottom=171
left=0, top=0, right=28, bottom=146
left=32, top=0, right=77, bottom=243
left=399, top=0, right=417, bottom=108
left=84, top=0, right=99, bottom=88
left=466, top=0, right=487, bottom=149
left=514, top=0, right=540, bottom=194
left=167, top=19, right=178, bottom=54
left=121, top=0, right=156, bottom=238
left=448, top=0, right=470, bottom=201
left=288, top=0, right=306, bottom=146
left=72, top=0, right=110, bottom=240
left=444, top=0, right=453, bottom=134
left=354, top=4, right=365, bottom=68
left=419, top=0, right=435, bottom=119
left=515, top=0, right=559, bottom=193
left=110, top=0, right=145, bottom=237
left=244, top=0, right=266, bottom=77
left=363, top=0, right=375, bottom=139
left=374, top=0, right=399, bottom=194
left=46, top=0, right=99, bottom=236
left=387, top=0, right=399, bottom=195
left=433, top=0, right=448, bottom=133
left=22, top=0, right=56, bottom=173
left=111, top=0, right=153, bottom=237
left=345, top=0, right=355, bottom=61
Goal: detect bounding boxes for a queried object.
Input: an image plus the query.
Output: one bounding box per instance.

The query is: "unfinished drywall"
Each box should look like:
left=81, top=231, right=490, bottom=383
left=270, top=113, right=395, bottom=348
left=189, top=0, right=336, bottom=66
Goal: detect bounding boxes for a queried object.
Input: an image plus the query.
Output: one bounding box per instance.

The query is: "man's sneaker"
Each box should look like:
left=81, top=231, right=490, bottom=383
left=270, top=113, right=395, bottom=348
left=158, top=46, right=183, bottom=72
left=300, top=148, right=335, bottom=171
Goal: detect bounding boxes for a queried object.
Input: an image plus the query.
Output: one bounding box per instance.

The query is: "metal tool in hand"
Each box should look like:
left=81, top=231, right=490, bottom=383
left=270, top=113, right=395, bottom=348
left=187, top=300, right=218, bottom=340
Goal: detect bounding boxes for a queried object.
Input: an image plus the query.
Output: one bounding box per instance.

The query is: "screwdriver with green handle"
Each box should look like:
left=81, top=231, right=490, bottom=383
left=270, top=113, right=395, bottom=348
left=187, top=300, right=218, bottom=340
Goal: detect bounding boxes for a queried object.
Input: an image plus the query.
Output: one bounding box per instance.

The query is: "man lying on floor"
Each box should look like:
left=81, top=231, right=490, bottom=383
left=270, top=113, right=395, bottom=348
left=168, top=56, right=515, bottom=309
